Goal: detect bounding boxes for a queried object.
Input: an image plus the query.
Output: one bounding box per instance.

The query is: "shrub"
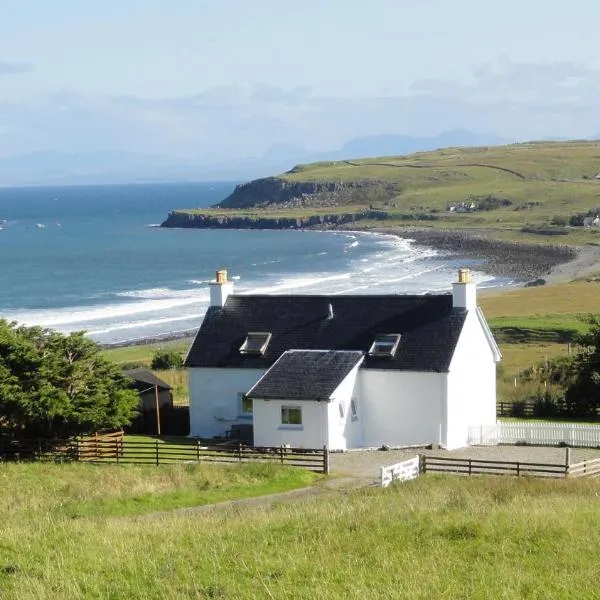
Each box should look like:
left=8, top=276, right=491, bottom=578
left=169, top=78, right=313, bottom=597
left=151, top=350, right=184, bottom=370
left=551, top=215, right=568, bottom=227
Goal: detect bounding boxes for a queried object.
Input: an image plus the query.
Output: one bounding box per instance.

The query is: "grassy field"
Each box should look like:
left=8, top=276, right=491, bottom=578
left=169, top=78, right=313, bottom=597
left=0, top=469, right=598, bottom=599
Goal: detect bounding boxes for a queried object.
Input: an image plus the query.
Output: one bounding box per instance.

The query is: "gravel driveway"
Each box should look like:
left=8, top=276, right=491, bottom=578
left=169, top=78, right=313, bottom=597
left=330, top=445, right=600, bottom=480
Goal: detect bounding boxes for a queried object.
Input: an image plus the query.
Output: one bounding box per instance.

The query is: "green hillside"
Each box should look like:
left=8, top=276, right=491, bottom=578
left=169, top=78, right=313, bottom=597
left=167, top=140, right=600, bottom=243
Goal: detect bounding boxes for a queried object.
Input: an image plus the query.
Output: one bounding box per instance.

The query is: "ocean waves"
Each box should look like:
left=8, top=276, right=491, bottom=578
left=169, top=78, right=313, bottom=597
left=2, top=227, right=507, bottom=345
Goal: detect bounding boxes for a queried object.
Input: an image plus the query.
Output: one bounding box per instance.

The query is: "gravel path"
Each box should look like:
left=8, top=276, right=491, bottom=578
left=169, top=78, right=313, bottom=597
left=330, top=446, right=600, bottom=481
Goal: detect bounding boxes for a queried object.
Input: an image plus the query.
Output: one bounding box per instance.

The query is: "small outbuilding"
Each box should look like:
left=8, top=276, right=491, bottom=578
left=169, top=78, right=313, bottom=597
left=123, top=368, right=173, bottom=412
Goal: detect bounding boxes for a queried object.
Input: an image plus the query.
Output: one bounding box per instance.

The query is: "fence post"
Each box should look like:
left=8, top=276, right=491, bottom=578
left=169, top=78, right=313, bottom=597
left=115, top=438, right=120, bottom=465
left=323, top=445, right=330, bottom=475
left=468, top=458, right=472, bottom=476
left=421, top=455, right=427, bottom=474
left=516, top=462, right=520, bottom=477
left=238, top=442, right=242, bottom=463
left=155, top=438, right=160, bottom=466
left=280, top=445, right=284, bottom=465
left=196, top=439, right=200, bottom=462
left=565, top=447, right=571, bottom=477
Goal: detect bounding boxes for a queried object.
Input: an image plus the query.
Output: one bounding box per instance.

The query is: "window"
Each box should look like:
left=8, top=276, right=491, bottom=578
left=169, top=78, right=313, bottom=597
left=350, top=398, right=358, bottom=421
left=368, top=333, right=401, bottom=357
left=281, top=406, right=302, bottom=426
left=239, top=332, right=272, bottom=355
left=338, top=403, right=345, bottom=419
left=238, top=393, right=253, bottom=416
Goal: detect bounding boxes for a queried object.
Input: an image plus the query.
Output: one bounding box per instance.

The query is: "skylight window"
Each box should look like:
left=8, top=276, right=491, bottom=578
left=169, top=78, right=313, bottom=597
left=239, top=332, right=272, bottom=355
left=368, top=334, right=401, bottom=357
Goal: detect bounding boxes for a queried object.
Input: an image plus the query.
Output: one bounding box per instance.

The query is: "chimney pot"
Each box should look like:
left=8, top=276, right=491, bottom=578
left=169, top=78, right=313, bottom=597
left=216, top=269, right=228, bottom=284
left=458, top=268, right=471, bottom=284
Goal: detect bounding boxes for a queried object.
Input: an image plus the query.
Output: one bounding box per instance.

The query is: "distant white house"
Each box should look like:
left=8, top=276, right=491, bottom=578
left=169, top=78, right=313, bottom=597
left=583, top=215, right=600, bottom=227
left=186, top=268, right=501, bottom=451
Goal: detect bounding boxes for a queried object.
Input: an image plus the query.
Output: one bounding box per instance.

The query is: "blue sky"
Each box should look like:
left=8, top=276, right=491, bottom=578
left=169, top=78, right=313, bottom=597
left=2, top=0, right=600, bottom=161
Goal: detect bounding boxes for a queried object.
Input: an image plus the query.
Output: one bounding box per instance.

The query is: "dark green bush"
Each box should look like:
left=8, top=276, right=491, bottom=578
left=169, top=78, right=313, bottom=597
left=151, top=350, right=184, bottom=370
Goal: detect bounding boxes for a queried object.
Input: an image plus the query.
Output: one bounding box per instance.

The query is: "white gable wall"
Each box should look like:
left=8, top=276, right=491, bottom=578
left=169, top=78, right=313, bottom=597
left=326, top=362, right=362, bottom=451
left=359, top=370, right=444, bottom=448
left=253, top=399, right=328, bottom=448
left=188, top=367, right=265, bottom=438
left=445, top=311, right=497, bottom=450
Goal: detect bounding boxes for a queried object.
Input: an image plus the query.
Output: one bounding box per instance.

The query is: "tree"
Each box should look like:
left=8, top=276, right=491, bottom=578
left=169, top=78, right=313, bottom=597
left=151, top=349, right=184, bottom=370
left=0, top=320, right=139, bottom=438
left=565, top=316, right=600, bottom=417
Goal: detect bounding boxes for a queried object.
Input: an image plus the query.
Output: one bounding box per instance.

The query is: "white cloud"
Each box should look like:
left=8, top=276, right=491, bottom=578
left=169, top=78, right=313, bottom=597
left=2, top=60, right=600, bottom=160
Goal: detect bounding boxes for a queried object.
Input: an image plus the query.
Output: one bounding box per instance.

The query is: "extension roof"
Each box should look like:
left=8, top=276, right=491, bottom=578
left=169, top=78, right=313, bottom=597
left=185, top=294, right=467, bottom=372
left=248, top=350, right=364, bottom=401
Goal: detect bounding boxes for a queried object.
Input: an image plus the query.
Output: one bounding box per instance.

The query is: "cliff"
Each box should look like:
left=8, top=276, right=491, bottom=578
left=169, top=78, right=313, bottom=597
left=160, top=209, right=391, bottom=230
left=215, top=177, right=400, bottom=209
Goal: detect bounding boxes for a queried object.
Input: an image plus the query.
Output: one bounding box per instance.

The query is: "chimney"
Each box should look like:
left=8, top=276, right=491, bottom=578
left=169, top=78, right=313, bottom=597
left=452, top=268, right=476, bottom=310
left=209, top=269, right=234, bottom=308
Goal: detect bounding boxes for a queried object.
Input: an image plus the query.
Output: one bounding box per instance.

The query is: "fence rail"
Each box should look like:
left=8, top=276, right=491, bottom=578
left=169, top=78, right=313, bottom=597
left=469, top=422, right=600, bottom=448
left=496, top=401, right=600, bottom=420
left=0, top=436, right=329, bottom=474
left=422, top=455, right=567, bottom=478
left=381, top=453, right=600, bottom=484
left=567, top=457, right=600, bottom=478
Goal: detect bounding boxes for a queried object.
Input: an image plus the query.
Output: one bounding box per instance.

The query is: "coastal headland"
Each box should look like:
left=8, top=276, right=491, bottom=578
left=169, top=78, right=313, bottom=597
left=161, top=140, right=600, bottom=284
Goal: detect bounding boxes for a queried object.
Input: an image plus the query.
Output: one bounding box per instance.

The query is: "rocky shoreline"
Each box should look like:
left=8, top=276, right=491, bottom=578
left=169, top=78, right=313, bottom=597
left=371, top=227, right=581, bottom=282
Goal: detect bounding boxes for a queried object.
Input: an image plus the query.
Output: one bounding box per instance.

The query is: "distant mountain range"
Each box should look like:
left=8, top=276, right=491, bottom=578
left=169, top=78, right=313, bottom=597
left=0, top=129, right=586, bottom=187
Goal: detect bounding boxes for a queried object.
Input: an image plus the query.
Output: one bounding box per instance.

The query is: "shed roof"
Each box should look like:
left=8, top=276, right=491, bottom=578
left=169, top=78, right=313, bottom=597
left=123, top=368, right=172, bottom=392
left=185, top=294, right=467, bottom=372
left=247, top=350, right=364, bottom=401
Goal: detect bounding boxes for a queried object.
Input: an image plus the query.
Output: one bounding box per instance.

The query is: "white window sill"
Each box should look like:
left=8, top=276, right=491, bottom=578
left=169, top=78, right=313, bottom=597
left=278, top=425, right=303, bottom=431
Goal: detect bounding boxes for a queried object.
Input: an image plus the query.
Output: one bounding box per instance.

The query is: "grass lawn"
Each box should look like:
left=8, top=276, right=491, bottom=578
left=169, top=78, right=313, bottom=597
left=101, top=338, right=192, bottom=368
left=0, top=472, right=598, bottom=598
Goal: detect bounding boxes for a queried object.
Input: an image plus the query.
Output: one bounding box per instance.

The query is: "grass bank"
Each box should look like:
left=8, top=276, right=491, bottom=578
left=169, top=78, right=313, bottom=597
left=0, top=473, right=597, bottom=598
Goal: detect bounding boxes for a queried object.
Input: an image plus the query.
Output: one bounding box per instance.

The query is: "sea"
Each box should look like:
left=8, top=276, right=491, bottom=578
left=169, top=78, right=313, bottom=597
left=0, top=182, right=510, bottom=345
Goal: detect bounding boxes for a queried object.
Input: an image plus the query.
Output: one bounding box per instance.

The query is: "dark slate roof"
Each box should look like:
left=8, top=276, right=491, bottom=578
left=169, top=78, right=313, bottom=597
left=123, top=368, right=172, bottom=392
left=248, top=350, right=364, bottom=401
left=185, top=294, right=467, bottom=372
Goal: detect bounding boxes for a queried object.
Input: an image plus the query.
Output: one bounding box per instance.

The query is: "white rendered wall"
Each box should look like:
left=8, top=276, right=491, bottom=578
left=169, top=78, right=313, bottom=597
left=188, top=367, right=264, bottom=438
left=445, top=311, right=497, bottom=450
left=326, top=362, right=361, bottom=451
left=253, top=399, right=328, bottom=448
left=359, top=370, right=444, bottom=448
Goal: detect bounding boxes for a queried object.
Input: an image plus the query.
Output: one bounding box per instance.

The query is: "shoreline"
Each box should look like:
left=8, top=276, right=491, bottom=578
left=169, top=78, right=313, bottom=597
left=102, top=227, right=599, bottom=350
left=368, top=227, right=599, bottom=284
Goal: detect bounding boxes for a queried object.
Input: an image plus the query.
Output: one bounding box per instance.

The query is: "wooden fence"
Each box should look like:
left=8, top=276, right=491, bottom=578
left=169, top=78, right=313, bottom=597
left=469, top=422, right=600, bottom=448
left=0, top=435, right=329, bottom=474
left=381, top=452, right=600, bottom=484
left=496, top=401, right=600, bottom=420
left=422, top=455, right=568, bottom=478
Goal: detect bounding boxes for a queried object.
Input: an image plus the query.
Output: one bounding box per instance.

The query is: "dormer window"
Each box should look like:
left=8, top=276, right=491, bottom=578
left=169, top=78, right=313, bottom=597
left=239, top=332, right=272, bottom=355
left=368, top=333, right=401, bottom=357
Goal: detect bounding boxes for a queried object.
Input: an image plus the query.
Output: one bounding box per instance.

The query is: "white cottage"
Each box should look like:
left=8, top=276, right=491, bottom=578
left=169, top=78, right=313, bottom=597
left=186, top=268, right=501, bottom=450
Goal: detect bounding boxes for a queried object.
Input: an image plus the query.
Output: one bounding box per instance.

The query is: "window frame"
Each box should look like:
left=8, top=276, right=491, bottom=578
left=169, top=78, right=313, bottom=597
left=239, top=331, right=272, bottom=355
left=368, top=333, right=401, bottom=357
left=280, top=405, right=303, bottom=428
left=350, top=398, right=358, bottom=421
left=238, top=393, right=253, bottom=418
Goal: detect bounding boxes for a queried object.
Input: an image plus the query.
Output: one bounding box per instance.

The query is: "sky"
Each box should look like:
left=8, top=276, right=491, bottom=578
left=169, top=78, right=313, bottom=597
left=2, top=0, right=600, bottom=162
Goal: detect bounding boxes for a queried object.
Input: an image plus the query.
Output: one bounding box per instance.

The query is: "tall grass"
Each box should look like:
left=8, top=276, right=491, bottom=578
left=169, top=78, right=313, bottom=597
left=0, top=472, right=597, bottom=598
